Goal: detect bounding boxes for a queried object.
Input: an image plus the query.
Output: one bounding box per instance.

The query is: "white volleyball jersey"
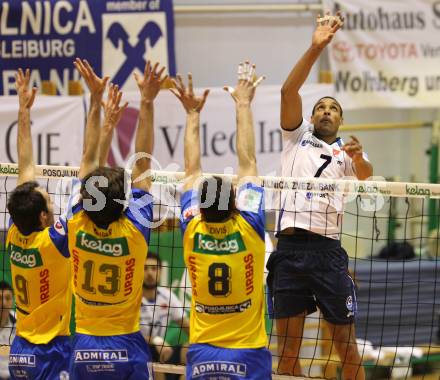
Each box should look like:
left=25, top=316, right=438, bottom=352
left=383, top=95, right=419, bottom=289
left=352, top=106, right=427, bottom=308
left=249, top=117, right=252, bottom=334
left=140, top=287, right=185, bottom=339
left=277, top=119, right=368, bottom=239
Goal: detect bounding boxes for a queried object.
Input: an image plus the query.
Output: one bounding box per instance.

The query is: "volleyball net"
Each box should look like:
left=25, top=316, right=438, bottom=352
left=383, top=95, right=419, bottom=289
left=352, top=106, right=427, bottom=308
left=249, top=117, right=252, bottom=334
left=1, top=163, right=440, bottom=379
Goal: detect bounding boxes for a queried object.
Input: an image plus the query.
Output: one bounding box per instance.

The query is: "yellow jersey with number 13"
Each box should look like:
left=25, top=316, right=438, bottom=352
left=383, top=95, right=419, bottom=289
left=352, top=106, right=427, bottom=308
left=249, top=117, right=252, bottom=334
left=63, top=187, right=153, bottom=336
left=181, top=183, right=267, bottom=349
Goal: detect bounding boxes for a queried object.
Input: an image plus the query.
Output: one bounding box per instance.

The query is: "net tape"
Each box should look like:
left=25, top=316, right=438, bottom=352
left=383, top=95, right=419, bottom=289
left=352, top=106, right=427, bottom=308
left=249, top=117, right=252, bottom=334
left=0, top=162, right=439, bottom=199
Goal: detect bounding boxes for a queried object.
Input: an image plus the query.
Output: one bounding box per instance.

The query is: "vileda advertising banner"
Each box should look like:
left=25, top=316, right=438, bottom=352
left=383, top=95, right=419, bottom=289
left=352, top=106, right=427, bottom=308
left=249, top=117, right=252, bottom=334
left=324, top=0, right=440, bottom=109
left=0, top=0, right=176, bottom=94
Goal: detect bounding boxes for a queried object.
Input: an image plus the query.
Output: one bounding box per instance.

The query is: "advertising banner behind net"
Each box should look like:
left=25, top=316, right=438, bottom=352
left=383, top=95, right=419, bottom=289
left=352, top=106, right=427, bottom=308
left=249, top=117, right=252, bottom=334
left=0, top=84, right=334, bottom=175
left=324, top=0, right=440, bottom=109
left=0, top=0, right=176, bottom=95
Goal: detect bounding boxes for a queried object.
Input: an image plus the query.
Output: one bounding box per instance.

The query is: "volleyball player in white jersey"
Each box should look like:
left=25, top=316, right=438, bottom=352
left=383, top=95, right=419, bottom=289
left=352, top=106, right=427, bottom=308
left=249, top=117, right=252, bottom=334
left=266, top=12, right=372, bottom=379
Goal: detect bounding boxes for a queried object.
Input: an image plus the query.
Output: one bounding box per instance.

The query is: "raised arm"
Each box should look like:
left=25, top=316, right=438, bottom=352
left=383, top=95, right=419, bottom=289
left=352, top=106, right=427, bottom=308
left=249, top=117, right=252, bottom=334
left=99, top=84, right=128, bottom=167
left=342, top=135, right=373, bottom=180
left=281, top=12, right=343, bottom=130
left=224, top=62, right=265, bottom=183
left=170, top=73, right=209, bottom=192
left=132, top=62, right=168, bottom=191
left=74, top=58, right=109, bottom=179
left=15, top=69, right=37, bottom=185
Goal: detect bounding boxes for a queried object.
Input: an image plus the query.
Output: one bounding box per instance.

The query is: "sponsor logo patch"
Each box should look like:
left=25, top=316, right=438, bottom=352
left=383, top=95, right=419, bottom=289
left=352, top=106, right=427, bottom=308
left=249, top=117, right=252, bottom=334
left=237, top=188, right=262, bottom=213
left=74, top=350, right=128, bottom=363
left=76, top=231, right=129, bottom=257
left=195, top=299, right=251, bottom=314
left=192, top=361, right=247, bottom=378
left=9, top=354, right=36, bottom=367
left=8, top=245, right=43, bottom=269
left=193, top=232, right=246, bottom=255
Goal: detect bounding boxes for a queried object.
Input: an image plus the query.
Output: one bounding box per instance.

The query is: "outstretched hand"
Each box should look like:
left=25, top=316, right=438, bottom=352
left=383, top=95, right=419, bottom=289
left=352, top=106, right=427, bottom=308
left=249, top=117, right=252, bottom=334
left=74, top=58, right=109, bottom=100
left=134, top=61, right=168, bottom=103
left=312, top=11, right=344, bottom=50
left=342, top=135, right=364, bottom=162
left=223, top=61, right=265, bottom=104
left=102, top=84, right=129, bottom=127
left=170, top=73, right=210, bottom=113
left=15, top=69, right=37, bottom=109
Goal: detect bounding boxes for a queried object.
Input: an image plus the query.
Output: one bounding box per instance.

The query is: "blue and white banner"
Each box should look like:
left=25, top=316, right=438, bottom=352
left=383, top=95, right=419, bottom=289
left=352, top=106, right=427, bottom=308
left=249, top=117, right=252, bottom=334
left=0, top=0, right=176, bottom=95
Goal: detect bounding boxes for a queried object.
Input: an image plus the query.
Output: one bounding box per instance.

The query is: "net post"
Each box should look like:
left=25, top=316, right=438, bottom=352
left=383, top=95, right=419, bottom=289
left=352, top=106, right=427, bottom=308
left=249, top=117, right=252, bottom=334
left=428, top=121, right=440, bottom=232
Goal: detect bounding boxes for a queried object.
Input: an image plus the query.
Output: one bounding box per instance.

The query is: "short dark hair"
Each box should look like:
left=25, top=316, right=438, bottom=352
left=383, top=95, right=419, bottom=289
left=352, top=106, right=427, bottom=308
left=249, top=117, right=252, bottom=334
left=80, top=167, right=128, bottom=227
left=199, top=176, right=235, bottom=223
left=312, top=96, right=343, bottom=117
left=0, top=282, right=12, bottom=292
left=146, top=251, right=161, bottom=266
left=7, top=181, right=48, bottom=235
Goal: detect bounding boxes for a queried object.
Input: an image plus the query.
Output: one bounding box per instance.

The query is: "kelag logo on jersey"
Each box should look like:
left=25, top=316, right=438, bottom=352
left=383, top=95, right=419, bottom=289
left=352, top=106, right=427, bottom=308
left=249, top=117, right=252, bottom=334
left=76, top=231, right=129, bottom=257
left=0, top=1, right=176, bottom=95
left=193, top=232, right=246, bottom=255
left=8, top=244, right=43, bottom=269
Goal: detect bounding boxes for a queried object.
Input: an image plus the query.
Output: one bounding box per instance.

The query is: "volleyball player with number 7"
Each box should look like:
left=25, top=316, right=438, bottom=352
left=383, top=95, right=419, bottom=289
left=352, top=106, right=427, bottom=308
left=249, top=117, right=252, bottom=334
left=174, top=62, right=271, bottom=379
left=266, top=11, right=372, bottom=380
left=6, top=69, right=71, bottom=379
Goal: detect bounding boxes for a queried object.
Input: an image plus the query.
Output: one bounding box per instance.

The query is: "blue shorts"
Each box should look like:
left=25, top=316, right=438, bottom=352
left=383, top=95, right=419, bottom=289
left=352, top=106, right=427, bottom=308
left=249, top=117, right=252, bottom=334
left=267, top=234, right=357, bottom=325
left=9, top=335, right=71, bottom=380
left=186, top=344, right=272, bottom=380
left=69, top=332, right=152, bottom=380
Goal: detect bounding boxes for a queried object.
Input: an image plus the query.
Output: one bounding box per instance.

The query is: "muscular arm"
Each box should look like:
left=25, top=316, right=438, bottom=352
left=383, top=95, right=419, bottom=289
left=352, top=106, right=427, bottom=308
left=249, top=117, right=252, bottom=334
left=132, top=62, right=168, bottom=191
left=99, top=84, right=128, bottom=167
left=224, top=62, right=265, bottom=182
left=353, top=158, right=373, bottom=180
left=15, top=69, right=37, bottom=185
left=281, top=47, right=322, bottom=130
left=74, top=58, right=109, bottom=179
left=170, top=73, right=209, bottom=192
left=281, top=12, right=343, bottom=131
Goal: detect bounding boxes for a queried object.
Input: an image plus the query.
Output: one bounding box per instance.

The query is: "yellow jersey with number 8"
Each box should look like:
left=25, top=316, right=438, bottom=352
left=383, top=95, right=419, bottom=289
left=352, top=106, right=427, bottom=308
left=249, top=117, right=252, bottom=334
left=6, top=223, right=71, bottom=344
left=180, top=183, right=267, bottom=349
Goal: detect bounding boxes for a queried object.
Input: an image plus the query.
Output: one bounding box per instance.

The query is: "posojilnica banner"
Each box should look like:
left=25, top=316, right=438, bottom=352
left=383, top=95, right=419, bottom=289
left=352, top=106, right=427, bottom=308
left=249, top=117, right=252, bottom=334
left=0, top=0, right=176, bottom=95
left=324, top=0, right=440, bottom=109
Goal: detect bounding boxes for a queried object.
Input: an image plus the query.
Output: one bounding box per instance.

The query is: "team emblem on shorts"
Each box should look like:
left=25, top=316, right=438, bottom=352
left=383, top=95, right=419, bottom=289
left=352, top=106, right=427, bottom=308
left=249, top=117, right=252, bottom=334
left=59, top=371, right=69, bottom=380
left=346, top=295, right=354, bottom=317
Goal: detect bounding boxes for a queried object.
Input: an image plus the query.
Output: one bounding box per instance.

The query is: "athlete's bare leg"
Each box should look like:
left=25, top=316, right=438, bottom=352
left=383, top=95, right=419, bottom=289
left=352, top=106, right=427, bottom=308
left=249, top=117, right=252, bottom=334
left=325, top=321, right=365, bottom=380
left=276, top=312, right=306, bottom=376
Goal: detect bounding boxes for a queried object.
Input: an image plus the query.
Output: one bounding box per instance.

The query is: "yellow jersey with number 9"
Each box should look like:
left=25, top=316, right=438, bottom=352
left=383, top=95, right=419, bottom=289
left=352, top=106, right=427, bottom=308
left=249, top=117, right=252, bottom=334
left=6, top=222, right=71, bottom=344
left=65, top=188, right=153, bottom=336
left=180, top=183, right=267, bottom=349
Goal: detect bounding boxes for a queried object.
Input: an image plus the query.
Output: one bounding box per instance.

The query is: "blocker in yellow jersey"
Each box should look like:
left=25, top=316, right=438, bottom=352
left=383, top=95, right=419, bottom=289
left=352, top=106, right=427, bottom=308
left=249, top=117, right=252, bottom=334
left=181, top=184, right=267, bottom=349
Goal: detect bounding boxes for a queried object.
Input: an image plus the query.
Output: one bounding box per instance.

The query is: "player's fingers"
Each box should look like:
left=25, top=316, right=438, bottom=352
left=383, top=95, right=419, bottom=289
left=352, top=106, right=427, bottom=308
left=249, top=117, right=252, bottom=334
left=116, top=89, right=123, bottom=106
left=176, top=74, right=185, bottom=91
left=223, top=86, right=234, bottom=94
left=144, top=61, right=151, bottom=78
left=157, top=66, right=166, bottom=80
left=238, top=63, right=245, bottom=81
left=151, top=62, right=160, bottom=79
left=102, top=76, right=110, bottom=89
left=133, top=72, right=140, bottom=85
left=188, top=73, right=194, bottom=95
left=201, top=89, right=210, bottom=104
left=253, top=75, right=266, bottom=88
left=25, top=68, right=31, bottom=83
left=27, top=87, right=37, bottom=108
left=169, top=88, right=181, bottom=99
left=83, top=59, right=94, bottom=77
left=350, top=135, right=360, bottom=143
